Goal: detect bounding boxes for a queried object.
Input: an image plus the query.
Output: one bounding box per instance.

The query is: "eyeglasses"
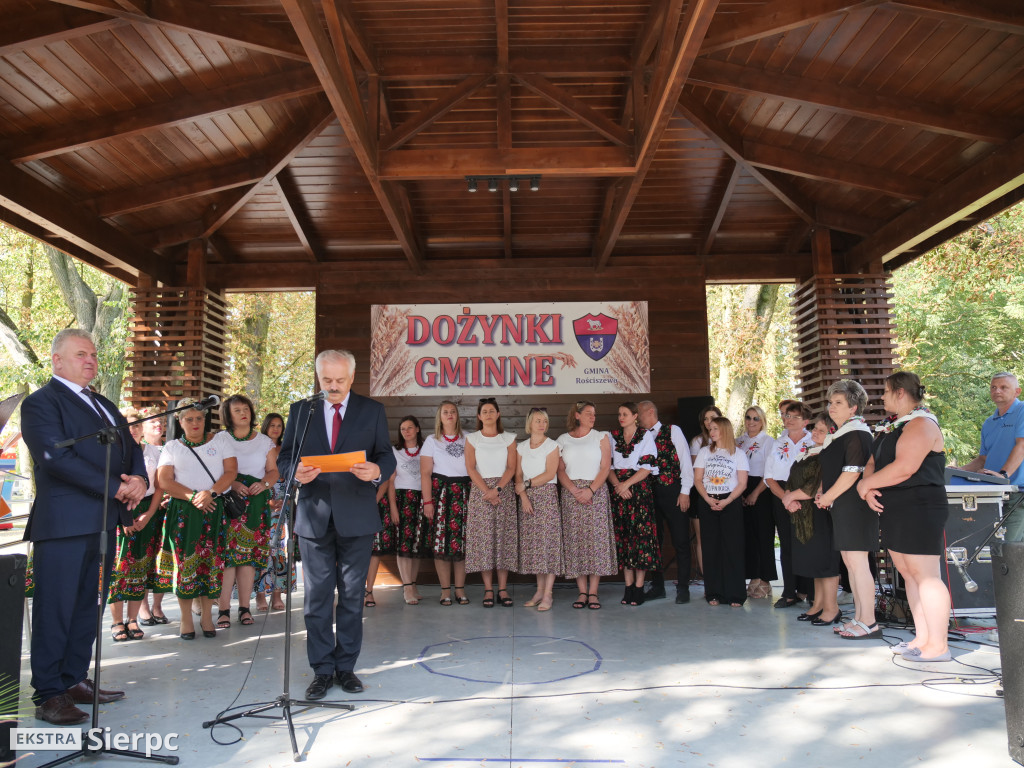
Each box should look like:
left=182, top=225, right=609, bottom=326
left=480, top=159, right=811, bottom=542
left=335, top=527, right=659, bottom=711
left=782, top=413, right=803, bottom=420
left=745, top=415, right=761, bottom=421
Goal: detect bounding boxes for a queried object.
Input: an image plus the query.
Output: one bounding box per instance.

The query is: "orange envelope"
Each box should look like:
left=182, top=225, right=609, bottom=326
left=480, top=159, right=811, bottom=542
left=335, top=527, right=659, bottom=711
left=301, top=451, right=366, bottom=473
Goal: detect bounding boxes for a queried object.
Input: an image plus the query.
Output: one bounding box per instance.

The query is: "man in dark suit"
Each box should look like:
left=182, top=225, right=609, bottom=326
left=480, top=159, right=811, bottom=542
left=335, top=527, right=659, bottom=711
left=21, top=329, right=148, bottom=725
left=277, top=349, right=396, bottom=700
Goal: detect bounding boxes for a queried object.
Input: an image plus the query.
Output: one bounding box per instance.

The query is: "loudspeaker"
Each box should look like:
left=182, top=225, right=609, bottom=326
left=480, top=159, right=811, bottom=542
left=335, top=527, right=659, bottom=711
left=943, top=494, right=1002, bottom=612
left=676, top=395, right=716, bottom=444
left=0, top=553, right=27, bottom=765
left=993, top=541, right=1024, bottom=766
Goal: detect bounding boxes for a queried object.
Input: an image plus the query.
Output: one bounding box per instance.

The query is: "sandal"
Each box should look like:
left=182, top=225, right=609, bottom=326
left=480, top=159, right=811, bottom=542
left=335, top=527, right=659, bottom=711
left=838, top=619, right=883, bottom=640
left=110, top=622, right=130, bottom=642
left=482, top=589, right=495, bottom=608
left=439, top=587, right=453, bottom=606
left=150, top=612, right=169, bottom=624
left=572, top=593, right=589, bottom=609
left=708, top=598, right=720, bottom=606
left=125, top=618, right=144, bottom=639
left=497, top=589, right=513, bottom=607
left=586, top=593, right=601, bottom=610
left=216, top=610, right=231, bottom=629
left=237, top=606, right=255, bottom=625
left=453, top=584, right=470, bottom=605
left=402, top=582, right=420, bottom=605
left=364, top=590, right=376, bottom=608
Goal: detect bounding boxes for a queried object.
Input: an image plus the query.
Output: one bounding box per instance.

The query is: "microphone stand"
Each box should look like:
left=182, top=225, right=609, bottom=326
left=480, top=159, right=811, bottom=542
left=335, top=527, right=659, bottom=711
left=201, top=395, right=354, bottom=762
left=40, top=406, right=181, bottom=767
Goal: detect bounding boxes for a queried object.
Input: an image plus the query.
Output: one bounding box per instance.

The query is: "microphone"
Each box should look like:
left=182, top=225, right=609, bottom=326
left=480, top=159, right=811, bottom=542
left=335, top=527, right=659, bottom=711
left=193, top=394, right=221, bottom=411
left=303, top=391, right=327, bottom=403
left=947, top=548, right=978, bottom=593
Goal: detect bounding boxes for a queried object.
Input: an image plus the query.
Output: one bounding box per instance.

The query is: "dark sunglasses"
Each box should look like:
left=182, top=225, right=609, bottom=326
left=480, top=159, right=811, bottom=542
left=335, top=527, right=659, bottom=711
left=745, top=415, right=761, bottom=421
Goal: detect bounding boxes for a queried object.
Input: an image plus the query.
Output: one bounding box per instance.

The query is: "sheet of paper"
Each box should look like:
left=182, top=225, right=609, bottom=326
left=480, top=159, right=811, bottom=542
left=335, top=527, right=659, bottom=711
left=300, top=451, right=367, bottom=473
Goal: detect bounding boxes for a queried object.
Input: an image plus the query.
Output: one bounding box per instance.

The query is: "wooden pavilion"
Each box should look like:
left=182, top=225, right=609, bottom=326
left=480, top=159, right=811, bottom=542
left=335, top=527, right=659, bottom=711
left=2, top=0, right=1024, bottom=423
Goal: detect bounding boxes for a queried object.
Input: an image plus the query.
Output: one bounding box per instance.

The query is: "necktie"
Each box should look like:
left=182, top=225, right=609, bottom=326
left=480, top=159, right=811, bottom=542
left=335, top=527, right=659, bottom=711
left=82, top=387, right=120, bottom=444
left=331, top=403, right=343, bottom=451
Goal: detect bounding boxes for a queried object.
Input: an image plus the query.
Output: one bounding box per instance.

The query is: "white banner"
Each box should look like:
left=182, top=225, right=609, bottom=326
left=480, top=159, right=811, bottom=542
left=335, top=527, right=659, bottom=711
left=369, top=302, right=649, bottom=397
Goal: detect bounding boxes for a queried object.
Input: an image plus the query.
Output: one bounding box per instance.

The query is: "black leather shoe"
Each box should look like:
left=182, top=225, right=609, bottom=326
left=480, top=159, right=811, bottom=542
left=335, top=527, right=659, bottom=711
left=336, top=670, right=364, bottom=694
left=66, top=678, right=125, bottom=704
left=304, top=674, right=334, bottom=700
left=644, top=584, right=667, bottom=601
left=674, top=590, right=690, bottom=604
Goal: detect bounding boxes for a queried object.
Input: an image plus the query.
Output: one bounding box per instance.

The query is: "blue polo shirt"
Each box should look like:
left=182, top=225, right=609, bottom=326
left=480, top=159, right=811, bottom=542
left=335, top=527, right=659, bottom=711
left=980, top=399, right=1024, bottom=485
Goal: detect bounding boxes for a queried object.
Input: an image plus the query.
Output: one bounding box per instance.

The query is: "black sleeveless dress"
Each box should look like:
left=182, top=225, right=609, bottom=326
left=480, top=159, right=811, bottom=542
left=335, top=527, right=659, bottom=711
left=873, top=422, right=948, bottom=556
left=820, top=429, right=878, bottom=551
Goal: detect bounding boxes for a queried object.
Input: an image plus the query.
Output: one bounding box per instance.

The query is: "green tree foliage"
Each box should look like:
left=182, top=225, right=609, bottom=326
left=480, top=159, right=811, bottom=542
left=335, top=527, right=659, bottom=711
left=891, top=204, right=1024, bottom=464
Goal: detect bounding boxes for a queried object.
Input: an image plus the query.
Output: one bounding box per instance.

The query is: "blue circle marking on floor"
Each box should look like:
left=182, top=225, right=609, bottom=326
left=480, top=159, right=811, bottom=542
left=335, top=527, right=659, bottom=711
left=417, top=635, right=602, bottom=685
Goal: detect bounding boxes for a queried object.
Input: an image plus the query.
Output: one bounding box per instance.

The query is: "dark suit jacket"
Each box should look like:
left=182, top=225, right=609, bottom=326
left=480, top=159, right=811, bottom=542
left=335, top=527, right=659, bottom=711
left=21, top=378, right=146, bottom=542
left=277, top=392, right=396, bottom=540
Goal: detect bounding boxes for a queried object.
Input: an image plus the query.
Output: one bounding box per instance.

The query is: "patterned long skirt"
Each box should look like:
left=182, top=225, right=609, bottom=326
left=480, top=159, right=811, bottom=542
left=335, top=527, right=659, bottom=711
left=394, top=488, right=431, bottom=558
left=107, top=494, right=168, bottom=602
left=255, top=498, right=296, bottom=595
left=372, top=495, right=397, bottom=555
left=465, top=478, right=518, bottom=573
left=517, top=483, right=563, bottom=575
left=561, top=479, right=618, bottom=578
left=430, top=473, right=470, bottom=562
left=221, top=474, right=271, bottom=569
left=610, top=469, right=661, bottom=571
left=158, top=497, right=225, bottom=599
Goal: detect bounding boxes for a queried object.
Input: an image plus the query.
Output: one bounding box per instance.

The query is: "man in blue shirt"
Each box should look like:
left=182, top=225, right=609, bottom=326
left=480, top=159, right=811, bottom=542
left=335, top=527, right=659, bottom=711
left=963, top=372, right=1024, bottom=541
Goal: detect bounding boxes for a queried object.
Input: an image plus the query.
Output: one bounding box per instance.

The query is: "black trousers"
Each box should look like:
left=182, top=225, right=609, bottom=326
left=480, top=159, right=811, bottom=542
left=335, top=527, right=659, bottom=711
left=742, top=476, right=778, bottom=582
left=698, top=496, right=746, bottom=604
left=771, top=495, right=814, bottom=599
left=648, top=480, right=692, bottom=594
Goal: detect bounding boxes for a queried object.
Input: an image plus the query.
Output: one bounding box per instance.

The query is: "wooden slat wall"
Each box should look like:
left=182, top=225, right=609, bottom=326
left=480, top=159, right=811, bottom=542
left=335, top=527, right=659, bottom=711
left=125, top=288, right=229, bottom=410
left=792, top=274, right=896, bottom=420
left=313, top=258, right=711, bottom=437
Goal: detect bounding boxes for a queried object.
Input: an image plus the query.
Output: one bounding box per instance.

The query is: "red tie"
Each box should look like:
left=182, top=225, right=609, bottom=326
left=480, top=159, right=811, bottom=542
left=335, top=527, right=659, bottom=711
left=331, top=403, right=342, bottom=451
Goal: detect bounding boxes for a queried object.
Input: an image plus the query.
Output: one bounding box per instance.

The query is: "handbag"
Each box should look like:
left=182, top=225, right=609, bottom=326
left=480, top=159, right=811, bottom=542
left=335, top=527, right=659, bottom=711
left=182, top=441, right=248, bottom=520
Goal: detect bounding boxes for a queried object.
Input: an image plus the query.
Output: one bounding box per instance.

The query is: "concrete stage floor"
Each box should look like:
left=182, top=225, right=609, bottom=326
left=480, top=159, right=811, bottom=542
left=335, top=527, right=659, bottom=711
left=14, top=577, right=1012, bottom=768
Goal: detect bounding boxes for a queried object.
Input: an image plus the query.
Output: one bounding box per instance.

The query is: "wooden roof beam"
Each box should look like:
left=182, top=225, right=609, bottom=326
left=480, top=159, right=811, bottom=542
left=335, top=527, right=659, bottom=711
left=375, top=51, right=631, bottom=79
left=0, top=161, right=172, bottom=282
left=270, top=171, right=320, bottom=262
left=701, top=0, right=886, bottom=54
left=326, top=0, right=376, bottom=75
left=887, top=0, right=1024, bottom=36
left=378, top=147, right=634, bottom=180
left=5, top=67, right=323, bottom=163
left=381, top=75, right=492, bottom=151
left=49, top=0, right=308, bottom=61
left=593, top=0, right=720, bottom=270
left=744, top=141, right=932, bottom=200
left=0, top=5, right=122, bottom=55
left=701, top=161, right=740, bottom=254
left=282, top=0, right=423, bottom=274
left=846, top=131, right=1024, bottom=268
left=516, top=74, right=632, bottom=147
left=687, top=58, right=1020, bottom=143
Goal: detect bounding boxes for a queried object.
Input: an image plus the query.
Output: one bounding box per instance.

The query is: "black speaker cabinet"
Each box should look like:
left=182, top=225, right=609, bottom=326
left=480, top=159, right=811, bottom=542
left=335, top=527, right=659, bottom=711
left=993, top=542, right=1024, bottom=766
left=676, top=395, right=716, bottom=444
left=943, top=487, right=1005, bottom=612
left=0, top=553, right=27, bottom=765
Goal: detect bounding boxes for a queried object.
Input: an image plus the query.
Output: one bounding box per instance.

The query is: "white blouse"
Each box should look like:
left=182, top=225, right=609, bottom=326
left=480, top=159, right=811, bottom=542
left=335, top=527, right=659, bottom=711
left=694, top=446, right=749, bottom=495
left=215, top=430, right=274, bottom=478
left=736, top=431, right=774, bottom=478
left=557, top=429, right=608, bottom=480
left=517, top=437, right=560, bottom=484
left=421, top=434, right=468, bottom=477
left=610, top=429, right=658, bottom=472
left=393, top=445, right=423, bottom=491
left=466, top=430, right=517, bottom=478
left=158, top=437, right=236, bottom=491
left=763, top=430, right=816, bottom=483
left=142, top=442, right=161, bottom=498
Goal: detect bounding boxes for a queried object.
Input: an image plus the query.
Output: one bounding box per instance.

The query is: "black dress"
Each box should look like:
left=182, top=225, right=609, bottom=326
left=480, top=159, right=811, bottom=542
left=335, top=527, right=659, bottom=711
left=819, top=429, right=878, bottom=551
left=873, top=422, right=948, bottom=556
left=787, top=455, right=840, bottom=578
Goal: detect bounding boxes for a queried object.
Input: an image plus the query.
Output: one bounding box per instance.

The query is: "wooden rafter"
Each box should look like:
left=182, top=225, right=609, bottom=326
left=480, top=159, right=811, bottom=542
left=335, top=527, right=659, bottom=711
left=376, top=51, right=631, bottom=79
left=743, top=141, right=932, bottom=200
left=328, top=0, right=376, bottom=75
left=845, top=131, right=1024, bottom=268
left=5, top=68, right=322, bottom=163
left=381, top=74, right=492, bottom=151
left=700, top=0, right=885, bottom=54
left=701, top=161, right=740, bottom=254
left=593, top=0, right=720, bottom=270
left=282, top=0, right=423, bottom=273
left=0, top=160, right=172, bottom=282
left=887, top=0, right=1024, bottom=36
left=516, top=74, right=632, bottom=147
left=378, top=147, right=634, bottom=180
left=687, top=59, right=1020, bottom=143
left=270, top=171, right=320, bottom=262
left=49, top=0, right=308, bottom=61
left=0, top=5, right=121, bottom=55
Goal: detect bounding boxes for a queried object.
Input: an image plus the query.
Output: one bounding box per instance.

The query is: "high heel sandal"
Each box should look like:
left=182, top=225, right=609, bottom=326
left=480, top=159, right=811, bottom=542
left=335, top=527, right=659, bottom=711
left=621, top=586, right=632, bottom=606
left=811, top=611, right=843, bottom=626
left=216, top=609, right=231, bottom=629
left=497, top=589, right=513, bottom=607
left=453, top=583, right=470, bottom=605
left=482, top=589, right=495, bottom=608
left=402, top=582, right=420, bottom=605
left=364, top=590, right=376, bottom=608
left=537, top=593, right=553, bottom=612
left=439, top=587, right=452, bottom=606
left=797, top=609, right=823, bottom=622
left=572, top=593, right=589, bottom=609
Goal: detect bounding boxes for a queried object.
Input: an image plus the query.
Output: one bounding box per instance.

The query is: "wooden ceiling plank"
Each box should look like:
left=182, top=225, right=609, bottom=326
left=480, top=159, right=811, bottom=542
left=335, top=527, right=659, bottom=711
left=744, top=140, right=932, bottom=199
left=281, top=0, right=423, bottom=273
left=0, top=6, right=123, bottom=56
left=49, top=0, right=309, bottom=61
left=378, top=147, right=634, bottom=179
left=845, top=130, right=1024, bottom=268
left=377, top=51, right=632, bottom=79
left=5, top=67, right=323, bottom=163
left=700, top=0, right=885, bottom=54
left=688, top=58, right=1019, bottom=143
left=593, top=0, right=721, bottom=270
left=701, top=160, right=740, bottom=254
left=515, top=73, right=632, bottom=147
left=816, top=207, right=884, bottom=237
left=678, top=97, right=816, bottom=224
left=0, top=160, right=171, bottom=282
left=381, top=74, right=492, bottom=151
left=887, top=0, right=1024, bottom=36
left=92, top=158, right=270, bottom=216
left=496, top=0, right=509, bottom=73
left=269, top=171, right=319, bottom=262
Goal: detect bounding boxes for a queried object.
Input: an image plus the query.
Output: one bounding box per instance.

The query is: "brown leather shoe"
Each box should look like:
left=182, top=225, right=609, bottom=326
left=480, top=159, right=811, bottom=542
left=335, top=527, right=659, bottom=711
left=66, top=678, right=126, bottom=704
left=35, top=694, right=89, bottom=725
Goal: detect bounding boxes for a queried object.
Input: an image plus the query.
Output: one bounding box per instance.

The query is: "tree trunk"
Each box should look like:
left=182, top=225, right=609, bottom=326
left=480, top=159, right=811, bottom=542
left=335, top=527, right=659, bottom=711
left=725, top=285, right=781, bottom=420
left=242, top=297, right=272, bottom=409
